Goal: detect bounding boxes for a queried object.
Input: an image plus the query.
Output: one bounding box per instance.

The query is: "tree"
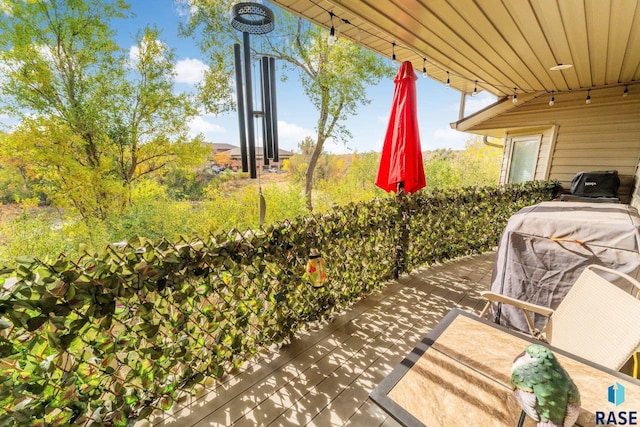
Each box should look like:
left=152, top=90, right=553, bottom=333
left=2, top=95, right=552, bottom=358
left=105, top=27, right=207, bottom=192
left=316, top=151, right=385, bottom=208
left=212, top=150, right=232, bottom=167
left=0, top=0, right=207, bottom=218
left=422, top=137, right=501, bottom=190
left=182, top=2, right=394, bottom=210
left=454, top=137, right=501, bottom=186
left=424, top=157, right=461, bottom=189
left=286, top=136, right=316, bottom=183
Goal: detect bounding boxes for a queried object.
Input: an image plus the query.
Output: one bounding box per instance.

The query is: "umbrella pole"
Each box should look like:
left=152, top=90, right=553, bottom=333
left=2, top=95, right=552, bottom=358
left=395, top=182, right=407, bottom=279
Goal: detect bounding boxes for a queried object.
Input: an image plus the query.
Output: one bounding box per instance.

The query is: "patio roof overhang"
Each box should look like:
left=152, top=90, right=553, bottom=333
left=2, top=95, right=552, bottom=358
left=270, top=0, right=640, bottom=100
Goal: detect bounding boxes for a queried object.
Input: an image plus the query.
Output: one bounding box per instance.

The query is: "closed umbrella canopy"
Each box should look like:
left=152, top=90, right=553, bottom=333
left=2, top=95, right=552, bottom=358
left=375, top=61, right=426, bottom=194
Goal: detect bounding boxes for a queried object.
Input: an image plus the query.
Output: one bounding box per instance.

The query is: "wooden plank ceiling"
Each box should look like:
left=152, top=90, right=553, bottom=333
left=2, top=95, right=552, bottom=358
left=269, top=0, right=640, bottom=99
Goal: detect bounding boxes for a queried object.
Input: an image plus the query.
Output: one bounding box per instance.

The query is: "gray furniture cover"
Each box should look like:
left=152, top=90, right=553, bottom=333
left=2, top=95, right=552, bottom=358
left=488, top=201, right=640, bottom=333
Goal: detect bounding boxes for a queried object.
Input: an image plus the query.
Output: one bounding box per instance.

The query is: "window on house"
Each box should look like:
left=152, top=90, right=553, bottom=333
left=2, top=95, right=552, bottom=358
left=507, top=136, right=541, bottom=183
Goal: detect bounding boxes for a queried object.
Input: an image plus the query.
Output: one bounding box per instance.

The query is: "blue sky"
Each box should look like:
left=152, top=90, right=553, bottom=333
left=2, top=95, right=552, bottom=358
left=3, top=0, right=497, bottom=154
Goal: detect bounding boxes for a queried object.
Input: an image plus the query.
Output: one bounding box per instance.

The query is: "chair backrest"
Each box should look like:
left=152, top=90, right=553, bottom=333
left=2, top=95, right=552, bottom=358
left=543, top=264, right=640, bottom=371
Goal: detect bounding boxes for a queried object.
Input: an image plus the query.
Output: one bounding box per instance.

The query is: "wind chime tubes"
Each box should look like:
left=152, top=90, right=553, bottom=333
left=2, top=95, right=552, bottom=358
left=260, top=56, right=280, bottom=163
left=231, top=2, right=279, bottom=178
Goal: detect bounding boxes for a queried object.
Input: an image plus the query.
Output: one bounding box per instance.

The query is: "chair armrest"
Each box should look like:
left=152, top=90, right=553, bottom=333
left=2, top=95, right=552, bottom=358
left=479, top=291, right=555, bottom=337
left=479, top=291, right=555, bottom=317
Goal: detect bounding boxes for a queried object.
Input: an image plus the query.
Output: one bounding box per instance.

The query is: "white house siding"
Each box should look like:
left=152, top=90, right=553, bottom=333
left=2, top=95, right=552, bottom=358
left=468, top=85, right=640, bottom=203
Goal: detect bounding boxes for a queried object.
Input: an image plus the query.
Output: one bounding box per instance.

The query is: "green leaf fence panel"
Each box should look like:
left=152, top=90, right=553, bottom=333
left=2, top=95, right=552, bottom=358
left=0, top=182, right=556, bottom=426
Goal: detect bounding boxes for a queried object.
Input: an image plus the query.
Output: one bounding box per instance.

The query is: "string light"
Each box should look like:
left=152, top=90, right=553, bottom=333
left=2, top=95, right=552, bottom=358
left=422, top=58, right=428, bottom=78
left=512, top=87, right=518, bottom=103
left=298, top=0, right=639, bottom=99
left=327, top=11, right=337, bottom=46
left=391, top=42, right=397, bottom=64
left=549, top=91, right=555, bottom=106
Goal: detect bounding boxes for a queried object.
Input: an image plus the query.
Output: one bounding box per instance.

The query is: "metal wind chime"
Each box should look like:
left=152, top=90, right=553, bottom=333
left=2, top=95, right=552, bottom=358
left=231, top=2, right=280, bottom=226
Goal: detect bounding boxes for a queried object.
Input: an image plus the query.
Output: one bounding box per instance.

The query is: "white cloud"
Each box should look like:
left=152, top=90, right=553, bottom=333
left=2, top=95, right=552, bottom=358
left=188, top=115, right=226, bottom=140
left=323, top=138, right=353, bottom=155
left=464, top=92, right=496, bottom=115
left=36, top=45, right=56, bottom=63
left=175, top=58, right=208, bottom=85
left=429, top=128, right=470, bottom=150
left=127, top=39, right=169, bottom=69
left=433, top=127, right=462, bottom=140
left=0, top=114, right=18, bottom=132
left=129, top=45, right=141, bottom=63
left=276, top=120, right=314, bottom=148
left=174, top=0, right=196, bottom=17
left=128, top=39, right=166, bottom=61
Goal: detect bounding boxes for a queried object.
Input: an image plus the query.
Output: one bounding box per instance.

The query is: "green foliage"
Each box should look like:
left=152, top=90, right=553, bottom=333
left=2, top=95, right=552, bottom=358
left=400, top=182, right=556, bottom=270
left=0, top=207, right=111, bottom=265
left=161, top=167, right=215, bottom=201
left=425, top=157, right=461, bottom=188
left=285, top=154, right=309, bottom=184
left=454, top=139, right=502, bottom=186
left=0, top=181, right=556, bottom=425
left=0, top=140, right=504, bottom=265
left=0, top=1, right=207, bottom=219
left=424, top=138, right=501, bottom=189
left=260, top=183, right=309, bottom=222
left=316, top=152, right=386, bottom=209
left=286, top=137, right=317, bottom=183
left=0, top=178, right=306, bottom=265
left=0, top=165, right=33, bottom=204
left=204, top=169, right=247, bottom=191
left=203, top=181, right=309, bottom=231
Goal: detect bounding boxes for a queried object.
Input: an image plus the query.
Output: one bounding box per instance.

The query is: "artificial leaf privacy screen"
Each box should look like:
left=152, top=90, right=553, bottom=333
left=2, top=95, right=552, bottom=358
left=0, top=181, right=556, bottom=426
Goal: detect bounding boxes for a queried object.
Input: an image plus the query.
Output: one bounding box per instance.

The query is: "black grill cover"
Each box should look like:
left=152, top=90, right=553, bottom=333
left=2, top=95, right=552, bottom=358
left=570, top=170, right=620, bottom=197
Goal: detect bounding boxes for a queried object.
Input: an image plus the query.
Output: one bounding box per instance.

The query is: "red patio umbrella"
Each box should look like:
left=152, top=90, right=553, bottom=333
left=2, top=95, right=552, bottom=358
left=375, top=61, right=426, bottom=194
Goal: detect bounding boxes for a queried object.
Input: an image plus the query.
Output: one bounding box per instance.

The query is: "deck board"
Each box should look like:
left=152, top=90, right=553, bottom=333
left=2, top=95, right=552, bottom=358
left=154, top=252, right=496, bottom=426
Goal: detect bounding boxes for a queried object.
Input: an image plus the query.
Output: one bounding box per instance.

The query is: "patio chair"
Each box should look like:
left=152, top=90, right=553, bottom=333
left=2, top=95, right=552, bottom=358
left=479, top=264, right=640, bottom=378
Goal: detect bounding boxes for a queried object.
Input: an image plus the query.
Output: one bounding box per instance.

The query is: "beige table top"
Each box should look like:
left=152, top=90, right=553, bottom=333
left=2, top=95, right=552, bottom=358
left=370, top=309, right=640, bottom=427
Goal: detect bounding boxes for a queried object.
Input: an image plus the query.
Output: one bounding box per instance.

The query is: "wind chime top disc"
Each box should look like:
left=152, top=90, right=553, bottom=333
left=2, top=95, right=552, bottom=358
left=230, top=2, right=275, bottom=34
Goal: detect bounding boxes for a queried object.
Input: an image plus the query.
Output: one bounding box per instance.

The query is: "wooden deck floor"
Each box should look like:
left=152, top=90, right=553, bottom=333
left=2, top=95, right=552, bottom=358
left=154, top=252, right=496, bottom=427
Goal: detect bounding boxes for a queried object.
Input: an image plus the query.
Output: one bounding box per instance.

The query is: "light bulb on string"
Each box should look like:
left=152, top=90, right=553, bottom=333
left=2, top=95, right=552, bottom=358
left=549, top=91, right=555, bottom=106
left=327, top=11, right=337, bottom=46
left=623, top=85, right=629, bottom=97
left=309, top=8, right=603, bottom=103
left=328, top=26, right=336, bottom=46
left=422, top=58, right=428, bottom=78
